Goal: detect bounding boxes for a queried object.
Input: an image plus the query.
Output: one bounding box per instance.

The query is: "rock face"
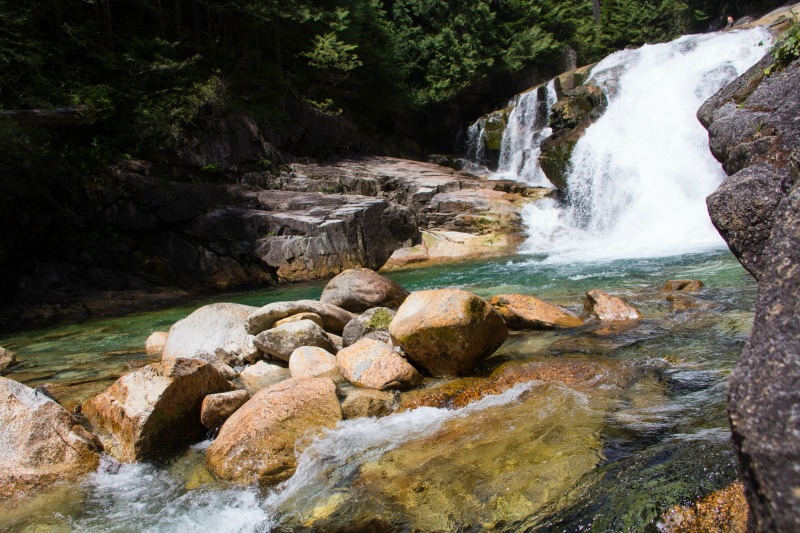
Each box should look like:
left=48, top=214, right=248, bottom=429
left=83, top=358, right=234, bottom=462
left=0, top=377, right=103, bottom=498
left=145, top=332, right=169, bottom=356
left=289, top=346, right=340, bottom=380
left=336, top=338, right=422, bottom=390
left=246, top=300, right=354, bottom=335
left=0, top=347, right=16, bottom=373
left=206, top=378, right=342, bottom=486
left=702, top=52, right=800, bottom=531
left=699, top=53, right=800, bottom=279
left=389, top=289, right=508, bottom=376
left=162, top=303, right=260, bottom=366
left=342, top=307, right=396, bottom=347
left=238, top=361, right=291, bottom=394
left=488, top=294, right=583, bottom=330
left=253, top=320, right=336, bottom=362
left=201, top=390, right=250, bottom=430
left=584, top=290, right=641, bottom=322
left=320, top=268, right=409, bottom=312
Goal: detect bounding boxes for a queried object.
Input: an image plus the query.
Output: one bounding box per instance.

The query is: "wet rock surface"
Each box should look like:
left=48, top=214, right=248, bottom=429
left=0, top=377, right=102, bottom=498
left=341, top=389, right=396, bottom=419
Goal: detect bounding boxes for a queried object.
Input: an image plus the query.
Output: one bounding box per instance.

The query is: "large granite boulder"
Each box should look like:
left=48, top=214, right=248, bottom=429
left=336, top=338, right=422, bottom=390
left=319, top=268, right=409, bottom=312
left=0, top=377, right=103, bottom=498
left=246, top=300, right=354, bottom=335
left=162, top=303, right=260, bottom=366
left=253, top=320, right=336, bottom=362
left=83, top=358, right=234, bottom=462
left=389, top=289, right=508, bottom=376
left=701, top=53, right=800, bottom=531
left=342, top=307, right=396, bottom=347
left=206, top=378, right=342, bottom=486
left=699, top=53, right=800, bottom=279
left=488, top=294, right=583, bottom=330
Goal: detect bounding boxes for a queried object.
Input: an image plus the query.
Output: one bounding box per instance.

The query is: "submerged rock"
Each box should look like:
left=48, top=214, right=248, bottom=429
left=389, top=289, right=508, bottom=376
left=238, top=360, right=291, bottom=394
left=320, top=268, right=409, bottom=312
left=162, top=303, right=260, bottom=366
left=83, top=358, right=233, bottom=462
left=253, top=320, right=336, bottom=362
left=200, top=390, right=250, bottom=430
left=206, top=378, right=342, bottom=486
left=489, top=294, right=583, bottom=330
left=0, top=377, right=103, bottom=498
left=246, top=300, right=354, bottom=335
left=662, top=279, right=704, bottom=292
left=584, top=290, right=641, bottom=321
left=145, top=331, right=169, bottom=356
left=342, top=307, right=396, bottom=347
left=337, top=338, right=422, bottom=391
left=659, top=481, right=751, bottom=532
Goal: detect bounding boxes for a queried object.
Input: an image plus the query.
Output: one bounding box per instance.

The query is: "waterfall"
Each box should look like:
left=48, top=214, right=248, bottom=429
left=522, top=28, right=772, bottom=262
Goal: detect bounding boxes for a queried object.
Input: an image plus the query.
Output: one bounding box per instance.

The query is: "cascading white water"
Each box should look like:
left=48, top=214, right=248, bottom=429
left=492, top=80, right=557, bottom=186
left=522, top=28, right=772, bottom=262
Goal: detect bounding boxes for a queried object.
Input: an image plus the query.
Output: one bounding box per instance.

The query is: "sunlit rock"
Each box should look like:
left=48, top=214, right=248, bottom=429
left=320, top=268, right=409, bottom=312
left=145, top=331, right=169, bottom=356
left=341, top=389, right=396, bottom=419
left=239, top=361, right=291, bottom=394
left=336, top=338, right=421, bottom=390
left=275, top=312, right=324, bottom=328
left=200, top=389, right=250, bottom=430
left=489, top=294, right=583, bottom=330
left=342, top=307, right=395, bottom=347
left=246, top=300, right=354, bottom=335
left=0, top=347, right=15, bottom=373
left=253, top=320, right=336, bottom=362
left=584, top=289, right=641, bottom=321
left=289, top=346, right=340, bottom=381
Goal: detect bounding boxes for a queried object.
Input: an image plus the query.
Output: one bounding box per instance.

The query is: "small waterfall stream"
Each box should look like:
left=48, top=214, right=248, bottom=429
left=522, top=28, right=771, bottom=262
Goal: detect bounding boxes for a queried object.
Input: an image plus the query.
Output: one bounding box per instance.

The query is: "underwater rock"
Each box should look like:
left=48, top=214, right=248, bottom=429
left=206, top=378, right=341, bottom=486
left=162, top=303, right=260, bottom=366
left=145, top=331, right=168, bottom=356
left=489, top=294, right=583, bottom=330
left=342, top=307, right=396, bottom=347
left=341, top=389, right=396, bottom=419
left=0, top=377, right=103, bottom=498
left=336, top=338, right=421, bottom=391
left=200, top=389, right=250, bottom=430
left=662, top=279, right=704, bottom=292
left=659, top=481, right=751, bottom=532
left=320, top=268, right=409, bottom=312
left=389, top=289, right=508, bottom=377
left=289, top=346, right=341, bottom=380
left=584, top=290, right=641, bottom=321
left=253, top=320, right=336, bottom=362
left=238, top=360, right=291, bottom=394
left=246, top=299, right=354, bottom=335
left=82, top=358, right=233, bottom=462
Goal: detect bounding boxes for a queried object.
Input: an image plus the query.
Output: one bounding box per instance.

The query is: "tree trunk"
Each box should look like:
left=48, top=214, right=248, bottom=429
left=592, top=0, right=601, bottom=24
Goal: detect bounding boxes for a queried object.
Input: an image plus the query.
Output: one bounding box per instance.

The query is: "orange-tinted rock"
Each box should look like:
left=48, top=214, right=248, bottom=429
left=200, top=390, right=250, bottom=429
left=663, top=279, right=704, bottom=292
left=320, top=268, right=409, bottom=313
left=659, top=481, right=751, bottom=532
left=0, top=377, right=103, bottom=498
left=289, top=346, right=340, bottom=380
left=489, top=294, right=583, bottom=330
left=275, top=312, right=324, bottom=328
left=205, top=378, right=342, bottom=486
left=584, top=290, right=641, bottom=321
left=389, top=289, right=508, bottom=376
left=341, top=389, right=397, bottom=419
left=83, top=358, right=234, bottom=462
left=239, top=361, right=291, bottom=394
left=246, top=300, right=354, bottom=335
left=145, top=331, right=169, bottom=356
left=337, top=338, right=422, bottom=390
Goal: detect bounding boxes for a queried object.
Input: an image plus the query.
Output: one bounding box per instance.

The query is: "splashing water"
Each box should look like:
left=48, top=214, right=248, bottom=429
left=522, top=28, right=771, bottom=263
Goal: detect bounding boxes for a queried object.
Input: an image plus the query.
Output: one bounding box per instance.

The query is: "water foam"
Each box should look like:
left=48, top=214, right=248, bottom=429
left=522, top=28, right=771, bottom=263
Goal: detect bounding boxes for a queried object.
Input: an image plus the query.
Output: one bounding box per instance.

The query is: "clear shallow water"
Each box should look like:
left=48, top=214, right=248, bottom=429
left=1, top=250, right=757, bottom=531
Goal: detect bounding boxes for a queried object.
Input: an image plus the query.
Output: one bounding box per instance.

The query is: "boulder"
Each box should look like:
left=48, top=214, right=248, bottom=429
left=200, top=390, right=250, bottom=430
left=662, top=279, right=704, bottom=292
left=206, top=378, right=342, bottom=486
left=253, top=320, right=336, bottom=362
left=82, top=358, right=234, bottom=462
left=246, top=300, right=354, bottom=335
left=389, top=289, right=508, bottom=376
left=319, top=268, right=409, bottom=312
left=488, top=294, right=583, bottom=330
left=341, top=389, right=396, bottom=419
left=145, top=332, right=169, bottom=356
left=342, top=307, right=396, bottom=347
left=162, top=303, right=260, bottom=366
left=239, top=361, right=291, bottom=395
left=0, top=377, right=102, bottom=498
left=584, top=290, right=641, bottom=322
left=337, top=338, right=422, bottom=390
left=289, top=346, right=340, bottom=380
left=275, top=312, right=324, bottom=328
left=0, top=347, right=15, bottom=373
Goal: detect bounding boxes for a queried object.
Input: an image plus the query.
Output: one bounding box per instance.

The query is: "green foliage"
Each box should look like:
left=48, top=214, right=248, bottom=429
left=766, top=21, right=800, bottom=75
